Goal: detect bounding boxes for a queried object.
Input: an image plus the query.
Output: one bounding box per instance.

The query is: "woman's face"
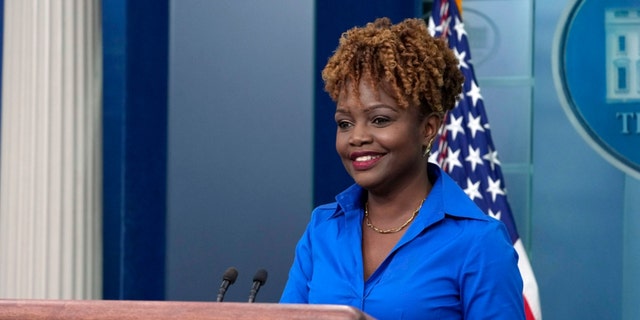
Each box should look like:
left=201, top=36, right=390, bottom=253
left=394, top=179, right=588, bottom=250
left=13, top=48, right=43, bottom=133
left=334, top=78, right=436, bottom=194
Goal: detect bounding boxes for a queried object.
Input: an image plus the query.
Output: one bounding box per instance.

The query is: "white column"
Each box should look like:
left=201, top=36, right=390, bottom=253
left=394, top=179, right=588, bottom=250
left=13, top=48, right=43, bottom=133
left=0, top=0, right=102, bottom=299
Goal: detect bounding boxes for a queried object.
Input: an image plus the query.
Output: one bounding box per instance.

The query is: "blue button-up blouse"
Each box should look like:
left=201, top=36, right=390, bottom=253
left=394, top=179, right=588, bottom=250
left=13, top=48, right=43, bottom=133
left=280, top=164, right=524, bottom=320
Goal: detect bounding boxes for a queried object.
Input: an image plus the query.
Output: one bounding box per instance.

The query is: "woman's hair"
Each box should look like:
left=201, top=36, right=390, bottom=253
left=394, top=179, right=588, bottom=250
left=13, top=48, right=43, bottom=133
left=322, top=17, right=464, bottom=116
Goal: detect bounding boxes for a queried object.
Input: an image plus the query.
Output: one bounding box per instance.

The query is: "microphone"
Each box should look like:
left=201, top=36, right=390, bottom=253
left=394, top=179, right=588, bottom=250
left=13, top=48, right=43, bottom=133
left=216, top=267, right=238, bottom=302
left=247, top=269, right=268, bottom=303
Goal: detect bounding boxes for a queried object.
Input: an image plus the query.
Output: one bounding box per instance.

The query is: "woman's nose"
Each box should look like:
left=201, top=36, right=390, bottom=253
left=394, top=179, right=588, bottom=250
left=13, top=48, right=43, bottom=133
left=348, top=123, right=372, bottom=146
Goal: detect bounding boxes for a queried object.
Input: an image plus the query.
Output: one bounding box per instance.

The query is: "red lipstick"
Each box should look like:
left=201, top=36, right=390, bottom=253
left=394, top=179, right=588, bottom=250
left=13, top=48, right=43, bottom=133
left=349, top=151, right=384, bottom=171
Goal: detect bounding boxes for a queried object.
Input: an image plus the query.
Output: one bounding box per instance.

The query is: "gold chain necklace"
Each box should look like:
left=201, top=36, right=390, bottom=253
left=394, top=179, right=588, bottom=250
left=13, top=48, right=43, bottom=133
left=364, top=199, right=425, bottom=234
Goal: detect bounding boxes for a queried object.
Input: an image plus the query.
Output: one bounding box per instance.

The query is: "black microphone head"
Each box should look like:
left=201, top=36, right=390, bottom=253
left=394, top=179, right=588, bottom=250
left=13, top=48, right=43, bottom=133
left=223, top=267, right=239, bottom=284
left=252, top=269, right=268, bottom=285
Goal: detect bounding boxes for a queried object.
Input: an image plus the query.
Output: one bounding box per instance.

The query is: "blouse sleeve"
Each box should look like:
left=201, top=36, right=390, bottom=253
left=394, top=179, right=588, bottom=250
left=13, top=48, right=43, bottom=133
left=279, top=221, right=313, bottom=303
left=460, top=220, right=525, bottom=319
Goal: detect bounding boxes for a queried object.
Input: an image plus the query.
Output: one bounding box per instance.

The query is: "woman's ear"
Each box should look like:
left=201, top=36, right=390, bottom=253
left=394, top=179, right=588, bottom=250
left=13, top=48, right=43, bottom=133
left=422, top=112, right=442, bottom=144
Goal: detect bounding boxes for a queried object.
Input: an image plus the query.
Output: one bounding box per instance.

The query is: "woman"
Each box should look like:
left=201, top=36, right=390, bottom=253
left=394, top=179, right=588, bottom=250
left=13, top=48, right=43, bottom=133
left=280, top=17, right=524, bottom=319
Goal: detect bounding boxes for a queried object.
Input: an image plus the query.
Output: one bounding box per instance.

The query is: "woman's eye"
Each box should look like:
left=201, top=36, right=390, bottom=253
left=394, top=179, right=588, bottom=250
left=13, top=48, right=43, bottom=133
left=337, top=120, right=352, bottom=129
left=372, top=117, right=390, bottom=125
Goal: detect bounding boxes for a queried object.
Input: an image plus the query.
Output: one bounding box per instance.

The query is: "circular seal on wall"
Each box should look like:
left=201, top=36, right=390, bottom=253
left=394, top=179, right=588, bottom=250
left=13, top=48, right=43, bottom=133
left=552, top=0, right=640, bottom=179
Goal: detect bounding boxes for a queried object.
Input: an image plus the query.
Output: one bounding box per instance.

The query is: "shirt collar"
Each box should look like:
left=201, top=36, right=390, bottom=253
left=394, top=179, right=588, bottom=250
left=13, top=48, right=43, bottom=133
left=330, top=163, right=487, bottom=226
left=333, top=183, right=365, bottom=218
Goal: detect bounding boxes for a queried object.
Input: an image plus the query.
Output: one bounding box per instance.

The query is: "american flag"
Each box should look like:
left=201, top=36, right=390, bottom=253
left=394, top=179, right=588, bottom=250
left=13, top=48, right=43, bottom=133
left=428, top=1, right=541, bottom=319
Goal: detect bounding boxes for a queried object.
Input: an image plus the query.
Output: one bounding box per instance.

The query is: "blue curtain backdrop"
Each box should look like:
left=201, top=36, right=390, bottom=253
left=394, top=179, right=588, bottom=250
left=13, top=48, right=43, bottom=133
left=102, top=0, right=168, bottom=300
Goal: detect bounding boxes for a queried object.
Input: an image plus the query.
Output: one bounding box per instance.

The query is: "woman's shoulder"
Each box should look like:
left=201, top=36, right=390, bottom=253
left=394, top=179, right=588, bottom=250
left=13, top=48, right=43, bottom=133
left=443, top=211, right=513, bottom=254
left=302, top=202, right=348, bottom=233
left=311, top=183, right=364, bottom=221
left=311, top=202, right=340, bottom=217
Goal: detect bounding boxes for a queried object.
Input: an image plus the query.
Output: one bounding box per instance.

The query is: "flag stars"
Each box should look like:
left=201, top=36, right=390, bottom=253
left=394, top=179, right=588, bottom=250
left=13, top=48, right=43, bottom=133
left=428, top=149, right=439, bottom=164
left=466, top=80, right=483, bottom=107
left=465, top=145, right=483, bottom=172
left=430, top=15, right=451, bottom=38
left=464, top=178, right=483, bottom=201
left=488, top=209, right=502, bottom=220
left=486, top=177, right=506, bottom=202
left=467, top=112, right=485, bottom=138
left=445, top=114, right=465, bottom=140
left=482, top=147, right=501, bottom=171
left=453, top=47, right=468, bottom=70
left=427, top=17, right=441, bottom=37
left=454, top=16, right=467, bottom=42
left=445, top=147, right=463, bottom=172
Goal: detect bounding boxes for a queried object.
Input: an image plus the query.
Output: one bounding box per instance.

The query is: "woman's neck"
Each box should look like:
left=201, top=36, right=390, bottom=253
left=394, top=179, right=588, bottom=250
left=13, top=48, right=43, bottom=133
left=365, top=174, right=432, bottom=220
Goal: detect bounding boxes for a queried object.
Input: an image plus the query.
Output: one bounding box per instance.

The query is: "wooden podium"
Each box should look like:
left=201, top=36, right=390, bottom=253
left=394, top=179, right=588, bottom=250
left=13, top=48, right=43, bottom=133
left=0, top=299, right=374, bottom=320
